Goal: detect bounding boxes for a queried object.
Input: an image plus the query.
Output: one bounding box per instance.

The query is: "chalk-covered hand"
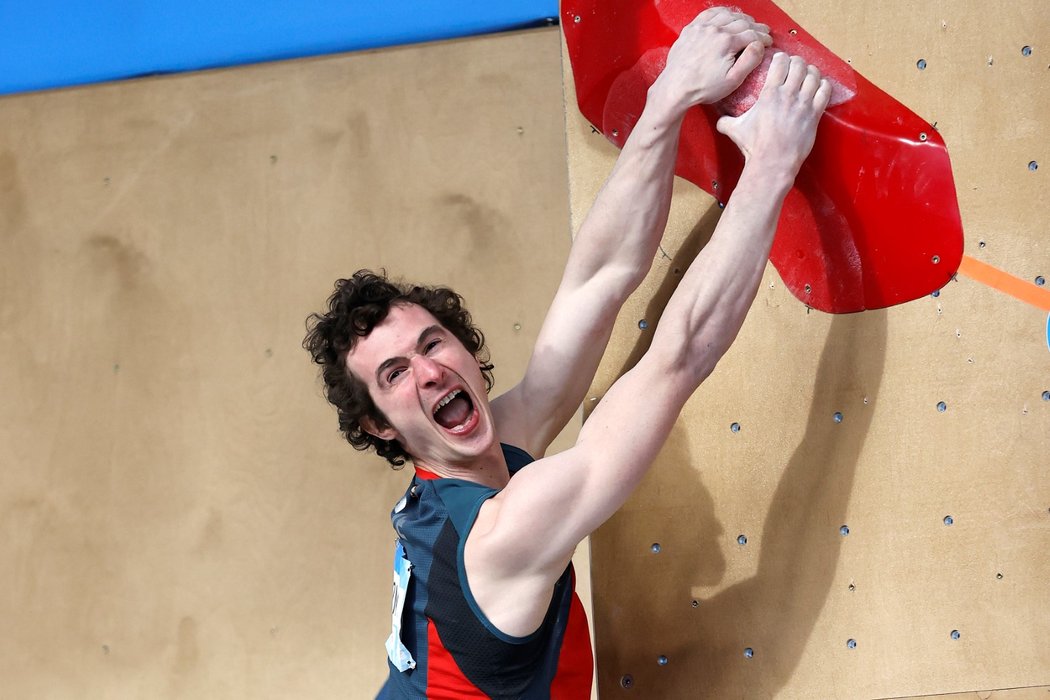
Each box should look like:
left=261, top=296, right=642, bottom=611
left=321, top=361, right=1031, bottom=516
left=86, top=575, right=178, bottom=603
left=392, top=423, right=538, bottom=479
left=715, top=53, right=831, bottom=177
left=651, top=7, right=772, bottom=110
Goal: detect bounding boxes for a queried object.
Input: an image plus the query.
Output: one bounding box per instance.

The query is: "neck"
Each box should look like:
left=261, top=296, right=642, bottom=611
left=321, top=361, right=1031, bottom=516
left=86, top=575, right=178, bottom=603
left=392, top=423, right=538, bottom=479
left=412, top=443, right=510, bottom=489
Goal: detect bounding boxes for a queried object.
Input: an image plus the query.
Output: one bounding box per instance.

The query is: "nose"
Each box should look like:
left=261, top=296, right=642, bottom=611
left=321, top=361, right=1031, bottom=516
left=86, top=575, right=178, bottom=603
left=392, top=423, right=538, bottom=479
left=411, top=354, right=444, bottom=386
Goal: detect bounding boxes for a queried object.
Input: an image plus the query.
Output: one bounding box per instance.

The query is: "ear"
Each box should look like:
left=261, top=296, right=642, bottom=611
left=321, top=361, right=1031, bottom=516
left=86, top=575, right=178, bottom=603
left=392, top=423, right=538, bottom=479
left=360, top=414, right=398, bottom=441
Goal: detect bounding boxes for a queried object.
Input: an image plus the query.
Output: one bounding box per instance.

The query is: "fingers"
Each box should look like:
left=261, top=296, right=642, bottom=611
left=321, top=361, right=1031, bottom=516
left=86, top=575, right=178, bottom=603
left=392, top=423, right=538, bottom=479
left=693, top=6, right=771, bottom=43
left=725, top=40, right=766, bottom=86
left=814, top=78, right=833, bottom=113
left=800, top=64, right=822, bottom=99
left=763, top=52, right=791, bottom=93
left=782, top=55, right=809, bottom=92
left=696, top=7, right=747, bottom=27
left=762, top=53, right=828, bottom=105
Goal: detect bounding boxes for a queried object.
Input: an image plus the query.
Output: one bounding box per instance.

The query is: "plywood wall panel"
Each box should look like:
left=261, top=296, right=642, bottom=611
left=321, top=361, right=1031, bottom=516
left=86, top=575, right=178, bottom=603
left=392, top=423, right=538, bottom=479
left=563, top=1, right=1048, bottom=698
left=0, top=27, right=576, bottom=698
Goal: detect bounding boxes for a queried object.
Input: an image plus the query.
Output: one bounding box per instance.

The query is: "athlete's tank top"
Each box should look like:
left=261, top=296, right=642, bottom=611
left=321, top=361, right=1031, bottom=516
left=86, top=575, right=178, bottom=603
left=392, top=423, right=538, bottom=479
left=377, top=443, right=593, bottom=699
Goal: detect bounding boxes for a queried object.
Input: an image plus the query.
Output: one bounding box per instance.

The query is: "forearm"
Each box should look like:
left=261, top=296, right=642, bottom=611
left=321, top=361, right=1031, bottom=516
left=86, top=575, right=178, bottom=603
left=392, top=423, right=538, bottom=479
left=565, top=85, right=688, bottom=294
left=651, top=160, right=794, bottom=383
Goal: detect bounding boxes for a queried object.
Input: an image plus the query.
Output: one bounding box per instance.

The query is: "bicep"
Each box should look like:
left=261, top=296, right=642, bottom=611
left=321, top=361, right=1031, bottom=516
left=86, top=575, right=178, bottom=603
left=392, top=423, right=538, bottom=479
left=494, top=269, right=631, bottom=457
left=487, top=355, right=692, bottom=579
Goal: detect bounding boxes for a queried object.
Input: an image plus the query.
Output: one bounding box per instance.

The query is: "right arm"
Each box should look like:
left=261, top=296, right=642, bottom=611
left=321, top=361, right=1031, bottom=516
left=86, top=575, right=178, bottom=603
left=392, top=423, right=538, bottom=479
left=476, top=53, right=832, bottom=597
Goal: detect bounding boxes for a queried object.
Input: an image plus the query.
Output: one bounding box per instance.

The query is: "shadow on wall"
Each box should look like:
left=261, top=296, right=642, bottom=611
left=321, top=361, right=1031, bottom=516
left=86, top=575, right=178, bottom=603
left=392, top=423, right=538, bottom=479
left=590, top=212, right=889, bottom=695
left=691, top=310, right=889, bottom=694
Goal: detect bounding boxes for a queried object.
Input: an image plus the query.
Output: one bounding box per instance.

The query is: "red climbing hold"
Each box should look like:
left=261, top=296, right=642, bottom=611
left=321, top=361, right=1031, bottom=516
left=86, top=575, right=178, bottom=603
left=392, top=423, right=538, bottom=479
left=564, top=0, right=964, bottom=313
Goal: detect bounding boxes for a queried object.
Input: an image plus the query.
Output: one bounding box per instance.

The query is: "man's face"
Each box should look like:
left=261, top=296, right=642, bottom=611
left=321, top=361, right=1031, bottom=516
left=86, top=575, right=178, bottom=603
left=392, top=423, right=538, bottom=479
left=344, top=303, right=496, bottom=470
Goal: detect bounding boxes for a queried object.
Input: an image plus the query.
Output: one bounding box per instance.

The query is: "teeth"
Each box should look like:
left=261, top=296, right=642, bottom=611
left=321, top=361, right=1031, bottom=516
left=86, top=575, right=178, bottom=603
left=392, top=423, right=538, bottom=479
left=434, top=389, right=461, bottom=413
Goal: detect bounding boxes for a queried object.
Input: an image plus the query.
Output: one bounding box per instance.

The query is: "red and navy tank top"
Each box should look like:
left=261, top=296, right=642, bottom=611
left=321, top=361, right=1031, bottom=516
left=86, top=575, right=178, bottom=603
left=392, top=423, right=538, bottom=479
left=377, top=443, right=593, bottom=699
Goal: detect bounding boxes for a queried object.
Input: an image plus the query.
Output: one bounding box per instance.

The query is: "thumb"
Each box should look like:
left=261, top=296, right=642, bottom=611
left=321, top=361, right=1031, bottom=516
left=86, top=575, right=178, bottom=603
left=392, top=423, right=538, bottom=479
left=725, top=40, right=765, bottom=86
left=716, top=114, right=735, bottom=137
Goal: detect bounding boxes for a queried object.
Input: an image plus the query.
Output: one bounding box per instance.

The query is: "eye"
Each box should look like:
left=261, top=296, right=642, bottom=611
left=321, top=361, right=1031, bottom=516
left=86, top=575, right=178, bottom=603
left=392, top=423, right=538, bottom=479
left=424, top=338, right=441, bottom=353
left=387, top=367, right=405, bottom=383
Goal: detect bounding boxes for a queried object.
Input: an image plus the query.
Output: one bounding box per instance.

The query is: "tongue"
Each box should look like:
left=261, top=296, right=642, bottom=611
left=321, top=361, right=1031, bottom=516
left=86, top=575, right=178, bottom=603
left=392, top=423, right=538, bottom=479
left=435, top=395, right=471, bottom=429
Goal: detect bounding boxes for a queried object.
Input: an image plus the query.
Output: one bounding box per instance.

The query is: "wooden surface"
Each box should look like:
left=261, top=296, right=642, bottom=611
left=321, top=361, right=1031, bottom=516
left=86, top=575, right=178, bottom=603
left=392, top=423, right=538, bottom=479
left=562, top=1, right=1049, bottom=698
left=0, top=27, right=583, bottom=698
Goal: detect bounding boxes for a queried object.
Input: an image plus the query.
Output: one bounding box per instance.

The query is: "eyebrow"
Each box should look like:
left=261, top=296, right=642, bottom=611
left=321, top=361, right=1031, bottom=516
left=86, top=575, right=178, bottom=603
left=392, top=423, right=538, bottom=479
left=375, top=325, right=445, bottom=384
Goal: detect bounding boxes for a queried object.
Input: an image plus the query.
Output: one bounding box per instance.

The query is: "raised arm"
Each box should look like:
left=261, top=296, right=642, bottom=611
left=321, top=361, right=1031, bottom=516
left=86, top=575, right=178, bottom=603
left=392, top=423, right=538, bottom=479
left=492, top=8, right=772, bottom=458
left=470, top=52, right=831, bottom=635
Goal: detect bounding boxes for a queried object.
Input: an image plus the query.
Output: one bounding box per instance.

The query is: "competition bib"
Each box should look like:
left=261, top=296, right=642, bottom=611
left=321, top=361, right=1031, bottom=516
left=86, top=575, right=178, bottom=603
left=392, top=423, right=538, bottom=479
left=385, top=540, right=416, bottom=672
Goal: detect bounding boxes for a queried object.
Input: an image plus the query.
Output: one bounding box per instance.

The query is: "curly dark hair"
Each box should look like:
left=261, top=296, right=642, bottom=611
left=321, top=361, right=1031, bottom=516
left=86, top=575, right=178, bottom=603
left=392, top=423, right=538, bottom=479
left=303, top=269, right=495, bottom=468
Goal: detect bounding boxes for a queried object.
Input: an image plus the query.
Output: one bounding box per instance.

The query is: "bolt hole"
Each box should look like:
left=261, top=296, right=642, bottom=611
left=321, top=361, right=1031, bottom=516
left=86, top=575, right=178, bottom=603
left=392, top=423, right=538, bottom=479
left=951, top=630, right=961, bottom=640
left=1029, top=161, right=1039, bottom=171
left=937, top=401, right=947, bottom=412
left=944, top=515, right=954, bottom=526
left=744, top=647, right=755, bottom=658
left=638, top=319, right=649, bottom=330
left=574, top=15, right=581, bottom=23
left=650, top=543, right=661, bottom=554
left=919, top=132, right=928, bottom=142
left=917, top=58, right=928, bottom=70
left=847, top=639, right=857, bottom=649
left=1022, top=45, right=1033, bottom=57
left=1035, top=276, right=1046, bottom=286
left=737, top=534, right=748, bottom=546
left=833, top=412, right=843, bottom=423
left=840, top=525, right=850, bottom=536
left=620, top=674, right=634, bottom=689
left=804, top=284, right=812, bottom=294
left=730, top=422, right=741, bottom=433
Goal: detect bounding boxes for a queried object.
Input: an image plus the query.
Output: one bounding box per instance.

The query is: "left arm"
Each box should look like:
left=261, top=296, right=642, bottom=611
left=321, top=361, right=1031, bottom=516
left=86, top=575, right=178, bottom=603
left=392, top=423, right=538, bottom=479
left=493, top=7, right=772, bottom=457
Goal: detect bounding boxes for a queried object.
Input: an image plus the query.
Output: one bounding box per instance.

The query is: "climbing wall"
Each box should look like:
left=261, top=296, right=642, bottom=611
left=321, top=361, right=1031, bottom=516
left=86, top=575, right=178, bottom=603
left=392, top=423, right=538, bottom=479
left=562, top=1, right=1049, bottom=698
left=0, top=27, right=578, bottom=697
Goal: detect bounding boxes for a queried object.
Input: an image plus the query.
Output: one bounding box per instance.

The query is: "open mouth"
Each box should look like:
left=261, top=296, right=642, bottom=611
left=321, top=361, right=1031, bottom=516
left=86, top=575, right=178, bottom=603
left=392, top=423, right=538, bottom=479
left=432, top=388, right=477, bottom=433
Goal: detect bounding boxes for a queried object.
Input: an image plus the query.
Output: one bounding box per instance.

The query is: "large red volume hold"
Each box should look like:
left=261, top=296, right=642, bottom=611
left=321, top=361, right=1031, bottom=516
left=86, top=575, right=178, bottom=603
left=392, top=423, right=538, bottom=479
left=563, top=0, right=964, bottom=313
